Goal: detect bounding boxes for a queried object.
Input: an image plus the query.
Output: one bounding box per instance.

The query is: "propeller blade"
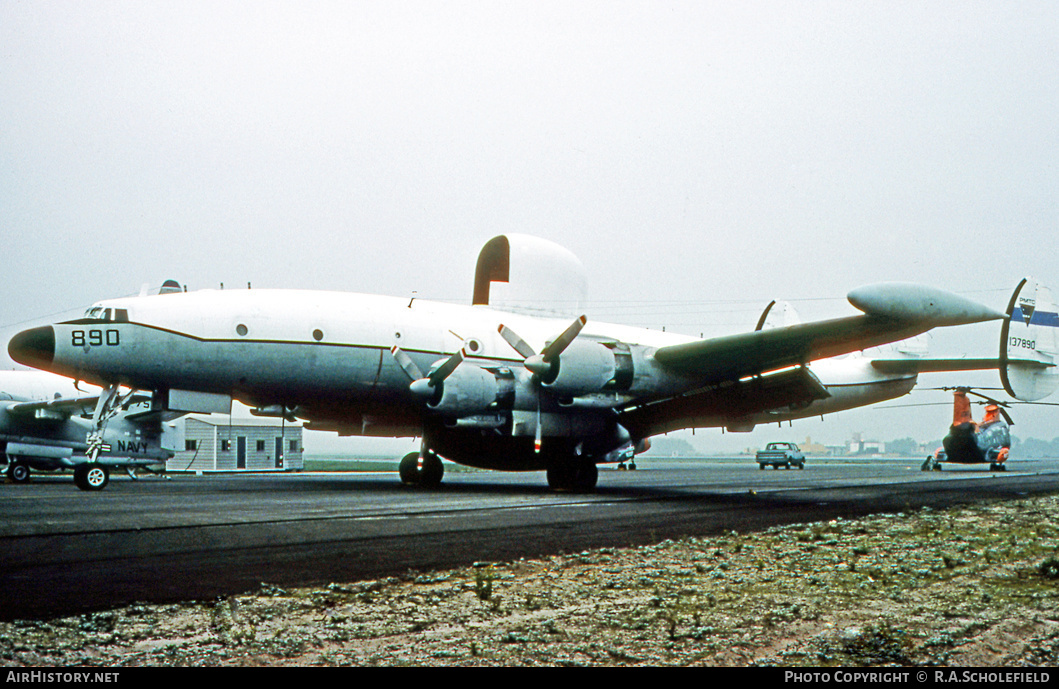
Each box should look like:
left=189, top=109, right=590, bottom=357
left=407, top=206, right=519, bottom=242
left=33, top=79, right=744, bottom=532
left=428, top=349, right=465, bottom=386
left=390, top=346, right=425, bottom=381
left=534, top=404, right=542, bottom=455
left=964, top=389, right=1005, bottom=406
left=541, top=315, right=587, bottom=362
left=498, top=325, right=537, bottom=359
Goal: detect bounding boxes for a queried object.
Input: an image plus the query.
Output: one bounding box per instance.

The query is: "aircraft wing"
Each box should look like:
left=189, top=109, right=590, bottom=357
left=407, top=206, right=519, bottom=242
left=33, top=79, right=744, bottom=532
left=620, top=365, right=830, bottom=438
left=652, top=284, right=1007, bottom=383
left=7, top=395, right=102, bottom=419
left=7, top=392, right=151, bottom=420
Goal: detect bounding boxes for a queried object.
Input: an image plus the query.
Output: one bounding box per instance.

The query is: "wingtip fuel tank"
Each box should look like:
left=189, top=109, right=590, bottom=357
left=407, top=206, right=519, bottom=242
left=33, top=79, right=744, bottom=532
left=847, top=283, right=1007, bottom=327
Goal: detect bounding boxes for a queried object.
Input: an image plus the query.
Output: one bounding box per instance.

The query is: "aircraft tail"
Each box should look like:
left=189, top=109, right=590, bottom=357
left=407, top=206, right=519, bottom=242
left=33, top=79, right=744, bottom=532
left=868, top=277, right=1059, bottom=402
left=1000, top=277, right=1059, bottom=401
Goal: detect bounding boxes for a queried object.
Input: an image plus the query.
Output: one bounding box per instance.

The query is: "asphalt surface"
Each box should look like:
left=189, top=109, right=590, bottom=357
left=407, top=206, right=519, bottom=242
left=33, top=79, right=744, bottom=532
left=3, top=456, right=1059, bottom=620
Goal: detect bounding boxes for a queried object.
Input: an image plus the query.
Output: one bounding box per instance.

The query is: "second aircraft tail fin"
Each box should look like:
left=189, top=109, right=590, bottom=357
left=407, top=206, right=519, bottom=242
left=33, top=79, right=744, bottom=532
left=1000, top=277, right=1059, bottom=401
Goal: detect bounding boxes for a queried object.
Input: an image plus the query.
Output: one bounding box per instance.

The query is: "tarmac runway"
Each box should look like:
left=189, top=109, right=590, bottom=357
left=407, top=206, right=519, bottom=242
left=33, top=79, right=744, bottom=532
left=3, top=456, right=1059, bottom=620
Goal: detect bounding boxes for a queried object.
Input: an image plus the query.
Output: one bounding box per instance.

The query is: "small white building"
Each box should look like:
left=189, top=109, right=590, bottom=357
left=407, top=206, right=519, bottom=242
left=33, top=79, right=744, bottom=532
left=168, top=416, right=304, bottom=472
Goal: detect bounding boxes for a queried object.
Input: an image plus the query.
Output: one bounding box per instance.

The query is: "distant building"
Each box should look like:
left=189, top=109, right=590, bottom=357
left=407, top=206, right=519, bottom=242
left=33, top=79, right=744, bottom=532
left=168, top=416, right=304, bottom=472
left=800, top=436, right=830, bottom=456
left=848, top=435, right=886, bottom=455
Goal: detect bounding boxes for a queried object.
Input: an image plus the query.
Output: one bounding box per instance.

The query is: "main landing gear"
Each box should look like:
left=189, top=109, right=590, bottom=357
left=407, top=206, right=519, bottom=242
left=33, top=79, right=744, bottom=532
left=399, top=450, right=444, bottom=487
left=546, top=457, right=599, bottom=493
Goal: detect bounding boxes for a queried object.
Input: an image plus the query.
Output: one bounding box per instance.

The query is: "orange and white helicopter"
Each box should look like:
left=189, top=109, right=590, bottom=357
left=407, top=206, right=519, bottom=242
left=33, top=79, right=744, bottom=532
left=921, top=388, right=1013, bottom=472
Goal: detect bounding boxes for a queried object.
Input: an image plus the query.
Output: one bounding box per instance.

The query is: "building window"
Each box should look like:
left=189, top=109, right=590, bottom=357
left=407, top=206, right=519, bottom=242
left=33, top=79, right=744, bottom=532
left=185, top=440, right=198, bottom=451
left=221, top=439, right=231, bottom=451
left=256, top=440, right=266, bottom=452
left=289, top=440, right=298, bottom=453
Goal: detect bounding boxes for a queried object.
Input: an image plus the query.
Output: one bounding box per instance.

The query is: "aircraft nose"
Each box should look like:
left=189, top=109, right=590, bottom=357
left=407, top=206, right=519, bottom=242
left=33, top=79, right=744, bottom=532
left=8, top=326, right=55, bottom=369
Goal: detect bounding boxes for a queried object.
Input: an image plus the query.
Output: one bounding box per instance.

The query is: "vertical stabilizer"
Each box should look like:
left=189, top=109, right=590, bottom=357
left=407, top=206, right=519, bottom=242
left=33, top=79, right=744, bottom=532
left=1001, top=277, right=1059, bottom=401
left=754, top=300, right=802, bottom=330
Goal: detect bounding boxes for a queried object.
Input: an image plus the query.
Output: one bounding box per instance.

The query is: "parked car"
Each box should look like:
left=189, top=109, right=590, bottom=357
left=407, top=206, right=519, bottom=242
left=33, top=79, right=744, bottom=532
left=755, top=442, right=805, bottom=470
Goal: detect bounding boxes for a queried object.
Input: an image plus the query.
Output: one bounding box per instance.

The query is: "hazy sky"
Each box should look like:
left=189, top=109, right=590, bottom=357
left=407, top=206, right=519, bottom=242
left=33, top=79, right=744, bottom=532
left=2, top=2, right=1057, bottom=453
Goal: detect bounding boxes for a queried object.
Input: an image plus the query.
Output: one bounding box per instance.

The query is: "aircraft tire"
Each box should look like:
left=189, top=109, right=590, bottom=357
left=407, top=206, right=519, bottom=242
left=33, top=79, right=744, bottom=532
left=9, top=461, right=30, bottom=483
left=399, top=451, right=444, bottom=487
left=74, top=465, right=109, bottom=491
left=399, top=452, right=421, bottom=485
left=546, top=458, right=598, bottom=493
left=420, top=452, right=444, bottom=486
left=574, top=461, right=598, bottom=492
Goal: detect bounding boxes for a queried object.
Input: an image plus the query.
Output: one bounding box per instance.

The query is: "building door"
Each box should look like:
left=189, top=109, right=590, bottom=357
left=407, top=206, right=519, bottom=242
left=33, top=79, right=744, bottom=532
left=237, top=436, right=246, bottom=469
left=275, top=437, right=284, bottom=468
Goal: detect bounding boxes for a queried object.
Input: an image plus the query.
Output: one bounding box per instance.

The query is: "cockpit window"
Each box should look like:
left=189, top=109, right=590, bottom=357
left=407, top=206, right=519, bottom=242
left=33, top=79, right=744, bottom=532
left=82, top=306, right=129, bottom=322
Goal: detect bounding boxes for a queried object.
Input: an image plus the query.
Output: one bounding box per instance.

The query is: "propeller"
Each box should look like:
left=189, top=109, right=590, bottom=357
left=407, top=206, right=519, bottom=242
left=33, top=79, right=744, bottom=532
left=920, top=386, right=1018, bottom=425
left=498, top=315, right=588, bottom=453
left=391, top=346, right=466, bottom=404
left=954, top=387, right=1015, bottom=425
left=499, top=315, right=586, bottom=380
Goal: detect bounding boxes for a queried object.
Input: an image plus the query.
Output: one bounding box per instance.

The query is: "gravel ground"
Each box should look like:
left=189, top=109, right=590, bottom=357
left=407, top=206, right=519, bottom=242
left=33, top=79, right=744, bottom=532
left=3, top=494, right=1059, bottom=667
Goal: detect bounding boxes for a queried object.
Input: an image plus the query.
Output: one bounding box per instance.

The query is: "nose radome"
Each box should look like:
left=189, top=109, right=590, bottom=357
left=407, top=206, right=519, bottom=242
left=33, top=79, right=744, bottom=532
left=8, top=326, right=55, bottom=369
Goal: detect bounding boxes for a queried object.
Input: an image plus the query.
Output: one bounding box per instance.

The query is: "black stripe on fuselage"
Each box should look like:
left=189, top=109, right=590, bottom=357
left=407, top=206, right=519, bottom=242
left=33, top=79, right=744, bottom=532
left=58, top=320, right=524, bottom=365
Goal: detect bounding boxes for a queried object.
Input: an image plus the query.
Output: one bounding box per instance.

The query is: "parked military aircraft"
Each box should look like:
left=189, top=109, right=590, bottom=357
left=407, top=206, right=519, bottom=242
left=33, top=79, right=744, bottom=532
left=8, top=235, right=1056, bottom=491
left=0, top=370, right=176, bottom=490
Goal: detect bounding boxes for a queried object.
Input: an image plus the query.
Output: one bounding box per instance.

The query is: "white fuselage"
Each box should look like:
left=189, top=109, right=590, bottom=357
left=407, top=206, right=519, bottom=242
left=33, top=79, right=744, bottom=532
left=14, top=288, right=921, bottom=468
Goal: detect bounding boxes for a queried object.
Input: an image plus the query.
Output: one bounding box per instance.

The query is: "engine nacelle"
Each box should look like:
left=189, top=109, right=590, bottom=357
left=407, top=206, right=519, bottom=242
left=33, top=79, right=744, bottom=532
left=542, top=340, right=631, bottom=397
left=423, top=365, right=507, bottom=417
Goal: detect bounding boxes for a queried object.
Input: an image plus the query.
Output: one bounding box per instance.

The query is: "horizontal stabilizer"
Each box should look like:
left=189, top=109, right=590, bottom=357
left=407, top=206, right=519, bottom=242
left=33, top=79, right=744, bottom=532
left=871, top=358, right=1002, bottom=374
